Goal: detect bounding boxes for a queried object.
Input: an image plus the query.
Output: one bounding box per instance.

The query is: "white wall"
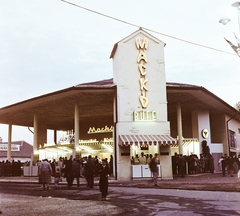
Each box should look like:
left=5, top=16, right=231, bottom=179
left=192, top=110, right=211, bottom=153
left=112, top=29, right=173, bottom=180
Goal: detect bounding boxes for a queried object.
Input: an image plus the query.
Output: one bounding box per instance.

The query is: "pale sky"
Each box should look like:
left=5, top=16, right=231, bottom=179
left=0, top=0, right=240, bottom=144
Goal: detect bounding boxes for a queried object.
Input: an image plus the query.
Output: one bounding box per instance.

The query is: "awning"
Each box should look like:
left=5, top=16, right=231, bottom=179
left=119, top=135, right=177, bottom=146
left=171, top=138, right=199, bottom=148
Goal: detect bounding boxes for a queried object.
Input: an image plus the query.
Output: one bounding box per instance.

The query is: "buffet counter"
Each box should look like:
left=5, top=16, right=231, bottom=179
left=23, top=166, right=38, bottom=177
left=131, top=165, right=161, bottom=178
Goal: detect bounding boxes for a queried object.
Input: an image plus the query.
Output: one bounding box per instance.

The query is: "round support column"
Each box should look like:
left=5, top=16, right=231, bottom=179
left=7, top=124, right=12, bottom=161
left=177, top=103, right=183, bottom=155
left=74, top=103, right=80, bottom=159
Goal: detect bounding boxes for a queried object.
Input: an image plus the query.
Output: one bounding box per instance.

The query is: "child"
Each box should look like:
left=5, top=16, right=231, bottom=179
left=53, top=168, right=61, bottom=189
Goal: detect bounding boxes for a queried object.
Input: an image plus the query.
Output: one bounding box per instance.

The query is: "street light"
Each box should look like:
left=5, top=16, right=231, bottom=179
left=232, top=1, right=240, bottom=33
left=219, top=17, right=231, bottom=25
left=219, top=1, right=240, bottom=57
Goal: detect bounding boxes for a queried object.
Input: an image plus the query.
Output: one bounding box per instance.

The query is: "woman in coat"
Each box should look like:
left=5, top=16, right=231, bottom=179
left=99, top=159, right=110, bottom=200
left=40, top=159, right=52, bottom=190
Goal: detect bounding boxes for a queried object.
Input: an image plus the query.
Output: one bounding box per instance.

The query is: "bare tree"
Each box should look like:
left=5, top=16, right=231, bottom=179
left=234, top=101, right=240, bottom=111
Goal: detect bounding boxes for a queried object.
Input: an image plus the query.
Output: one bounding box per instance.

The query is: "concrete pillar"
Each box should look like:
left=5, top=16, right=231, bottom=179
left=33, top=114, right=39, bottom=163
left=54, top=130, right=57, bottom=144
left=177, top=103, right=183, bottom=155
left=74, top=104, right=80, bottom=159
left=7, top=124, right=12, bottom=161
left=113, top=92, right=117, bottom=179
left=192, top=110, right=211, bottom=156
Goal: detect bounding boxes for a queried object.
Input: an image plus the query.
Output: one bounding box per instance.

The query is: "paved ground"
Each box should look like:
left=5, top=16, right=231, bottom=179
left=1, top=180, right=240, bottom=216
left=1, top=173, right=240, bottom=216
left=0, top=172, right=240, bottom=192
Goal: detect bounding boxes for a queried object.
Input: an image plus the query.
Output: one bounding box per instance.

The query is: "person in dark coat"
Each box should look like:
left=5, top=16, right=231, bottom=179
left=171, top=153, right=178, bottom=175
left=227, top=156, right=234, bottom=177
left=178, top=154, right=186, bottom=178
left=64, top=155, right=73, bottom=189
left=109, top=155, right=113, bottom=176
left=85, top=155, right=95, bottom=188
left=99, top=159, right=110, bottom=200
left=149, top=153, right=159, bottom=187
left=72, top=158, right=80, bottom=187
left=218, top=155, right=227, bottom=177
left=209, top=154, right=214, bottom=174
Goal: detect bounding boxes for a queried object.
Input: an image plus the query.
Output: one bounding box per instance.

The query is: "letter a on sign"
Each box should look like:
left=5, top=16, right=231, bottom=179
left=137, top=50, right=147, bottom=63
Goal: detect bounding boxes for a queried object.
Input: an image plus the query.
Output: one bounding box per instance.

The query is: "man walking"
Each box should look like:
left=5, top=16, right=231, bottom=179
left=149, top=153, right=159, bottom=187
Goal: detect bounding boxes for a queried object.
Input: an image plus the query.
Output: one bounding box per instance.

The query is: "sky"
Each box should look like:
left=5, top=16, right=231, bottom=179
left=0, top=0, right=240, bottom=144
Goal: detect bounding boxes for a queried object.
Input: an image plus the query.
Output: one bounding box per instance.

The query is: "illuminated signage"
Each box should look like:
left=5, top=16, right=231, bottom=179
left=136, top=37, right=148, bottom=108
left=134, top=37, right=156, bottom=122
left=133, top=110, right=156, bottom=121
left=88, top=125, right=113, bottom=134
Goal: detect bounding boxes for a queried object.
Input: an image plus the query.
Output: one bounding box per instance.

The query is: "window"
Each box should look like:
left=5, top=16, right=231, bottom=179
left=229, top=130, right=237, bottom=148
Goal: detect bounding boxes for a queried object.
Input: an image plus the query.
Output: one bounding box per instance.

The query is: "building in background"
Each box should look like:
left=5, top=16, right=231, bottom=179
left=0, top=138, right=33, bottom=162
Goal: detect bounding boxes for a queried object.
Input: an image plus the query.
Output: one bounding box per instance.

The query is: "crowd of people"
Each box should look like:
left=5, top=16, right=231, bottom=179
left=131, top=152, right=157, bottom=165
left=218, top=154, right=240, bottom=177
left=37, top=154, right=113, bottom=200
left=172, top=153, right=240, bottom=178
left=0, top=160, right=25, bottom=177
left=172, top=153, right=214, bottom=178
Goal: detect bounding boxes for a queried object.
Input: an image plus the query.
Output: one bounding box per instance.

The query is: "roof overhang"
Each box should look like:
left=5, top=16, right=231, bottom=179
left=0, top=79, right=239, bottom=135
left=0, top=79, right=116, bottom=130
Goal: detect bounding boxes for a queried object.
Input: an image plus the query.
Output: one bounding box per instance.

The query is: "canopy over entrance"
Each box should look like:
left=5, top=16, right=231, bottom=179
left=119, top=135, right=176, bottom=146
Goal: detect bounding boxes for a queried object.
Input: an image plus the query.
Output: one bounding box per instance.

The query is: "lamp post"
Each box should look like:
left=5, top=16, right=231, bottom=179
left=219, top=1, right=240, bottom=57
left=232, top=1, right=240, bottom=33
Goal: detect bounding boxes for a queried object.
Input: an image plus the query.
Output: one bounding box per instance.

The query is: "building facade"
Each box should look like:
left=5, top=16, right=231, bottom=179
left=0, top=29, right=240, bottom=180
left=0, top=138, right=33, bottom=162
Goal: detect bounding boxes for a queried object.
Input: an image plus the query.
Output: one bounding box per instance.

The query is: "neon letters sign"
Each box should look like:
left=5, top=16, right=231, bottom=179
left=136, top=37, right=148, bottom=108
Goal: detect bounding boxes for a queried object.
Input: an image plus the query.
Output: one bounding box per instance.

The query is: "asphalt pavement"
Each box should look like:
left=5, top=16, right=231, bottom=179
left=0, top=172, right=239, bottom=192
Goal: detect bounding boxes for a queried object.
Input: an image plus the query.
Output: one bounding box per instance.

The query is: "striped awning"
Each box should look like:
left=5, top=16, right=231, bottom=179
left=171, top=138, right=199, bottom=148
left=119, top=135, right=177, bottom=146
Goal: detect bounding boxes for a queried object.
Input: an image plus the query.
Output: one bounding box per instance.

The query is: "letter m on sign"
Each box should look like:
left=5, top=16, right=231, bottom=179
left=136, top=37, right=148, bottom=50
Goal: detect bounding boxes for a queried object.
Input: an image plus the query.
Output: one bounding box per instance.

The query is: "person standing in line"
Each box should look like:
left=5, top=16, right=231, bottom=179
left=228, top=156, right=234, bottom=177
left=85, top=155, right=95, bottom=188
left=99, top=159, right=110, bottom=200
left=139, top=152, right=147, bottom=164
left=209, top=154, right=214, bottom=174
left=134, top=154, right=140, bottom=165
left=218, top=155, right=226, bottom=177
left=171, top=152, right=178, bottom=175
left=109, top=155, right=113, bottom=176
left=178, top=154, right=186, bottom=178
left=40, top=159, right=52, bottom=191
left=58, top=157, right=64, bottom=181
left=65, top=155, right=73, bottom=189
left=94, top=156, right=99, bottom=177
left=51, top=159, right=57, bottom=176
left=72, top=158, right=80, bottom=187
left=147, top=154, right=153, bottom=164
left=149, top=153, right=159, bottom=187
